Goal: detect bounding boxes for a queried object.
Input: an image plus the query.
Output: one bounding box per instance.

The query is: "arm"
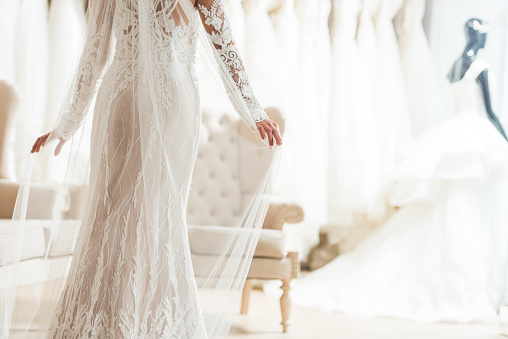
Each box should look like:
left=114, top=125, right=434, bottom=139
left=477, top=70, right=508, bottom=140
left=33, top=1, right=115, bottom=155
left=196, top=0, right=274, bottom=132
left=50, top=1, right=115, bottom=142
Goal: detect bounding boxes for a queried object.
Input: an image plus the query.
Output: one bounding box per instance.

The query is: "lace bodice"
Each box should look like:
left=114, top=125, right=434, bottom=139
left=51, top=0, right=267, bottom=141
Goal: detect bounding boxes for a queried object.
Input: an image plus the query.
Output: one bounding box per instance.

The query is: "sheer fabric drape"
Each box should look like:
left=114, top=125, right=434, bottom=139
left=1, top=1, right=280, bottom=338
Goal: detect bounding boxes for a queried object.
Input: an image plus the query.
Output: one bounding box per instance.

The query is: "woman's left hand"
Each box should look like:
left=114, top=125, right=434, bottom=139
left=256, top=119, right=283, bottom=147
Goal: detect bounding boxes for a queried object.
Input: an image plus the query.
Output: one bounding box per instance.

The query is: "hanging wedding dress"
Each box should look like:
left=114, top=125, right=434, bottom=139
left=269, top=0, right=298, bottom=199
left=352, top=0, right=385, bottom=222
left=286, top=60, right=508, bottom=323
left=270, top=0, right=298, bottom=117
left=1, top=0, right=280, bottom=338
left=315, top=0, right=331, bottom=134
left=13, top=0, right=49, bottom=181
left=394, top=0, right=446, bottom=137
left=327, top=0, right=383, bottom=227
left=243, top=0, right=282, bottom=106
left=315, top=0, right=332, bottom=217
left=372, top=0, right=412, bottom=187
left=291, top=0, right=328, bottom=226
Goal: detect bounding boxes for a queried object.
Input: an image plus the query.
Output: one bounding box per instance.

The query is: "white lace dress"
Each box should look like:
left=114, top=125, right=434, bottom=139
left=289, top=60, right=508, bottom=323
left=43, top=1, right=268, bottom=338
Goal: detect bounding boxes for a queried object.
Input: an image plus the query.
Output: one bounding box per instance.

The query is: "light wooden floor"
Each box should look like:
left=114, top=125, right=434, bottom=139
left=229, top=290, right=508, bottom=339
left=7, top=288, right=508, bottom=338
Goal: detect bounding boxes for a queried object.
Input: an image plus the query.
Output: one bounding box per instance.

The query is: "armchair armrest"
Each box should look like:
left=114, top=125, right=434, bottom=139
left=262, top=203, right=304, bottom=231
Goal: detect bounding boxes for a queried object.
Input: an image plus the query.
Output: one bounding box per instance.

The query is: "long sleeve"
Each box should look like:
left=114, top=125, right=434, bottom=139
left=197, top=0, right=268, bottom=130
left=50, top=1, right=114, bottom=141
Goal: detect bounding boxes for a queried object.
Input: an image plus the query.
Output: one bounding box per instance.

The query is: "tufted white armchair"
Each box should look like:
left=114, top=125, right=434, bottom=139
left=186, top=107, right=304, bottom=333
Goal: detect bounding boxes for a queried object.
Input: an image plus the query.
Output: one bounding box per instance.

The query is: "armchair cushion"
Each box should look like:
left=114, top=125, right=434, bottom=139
left=187, top=225, right=287, bottom=259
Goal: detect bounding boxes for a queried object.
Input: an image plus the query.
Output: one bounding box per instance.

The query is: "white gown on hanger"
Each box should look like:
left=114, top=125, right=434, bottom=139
left=287, top=0, right=328, bottom=227
left=243, top=0, right=282, bottom=106
left=372, top=0, right=412, bottom=185
left=328, top=0, right=383, bottom=227
left=353, top=0, right=386, bottom=221
left=270, top=0, right=298, bottom=117
left=269, top=0, right=299, bottom=198
left=287, top=60, right=508, bottom=323
left=394, top=0, right=446, bottom=137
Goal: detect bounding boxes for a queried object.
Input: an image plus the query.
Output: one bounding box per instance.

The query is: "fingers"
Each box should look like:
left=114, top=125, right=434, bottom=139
left=54, top=139, right=66, bottom=156
left=258, top=124, right=266, bottom=140
left=256, top=119, right=283, bottom=148
left=31, top=133, right=51, bottom=154
left=266, top=127, right=274, bottom=147
left=269, top=120, right=283, bottom=146
left=31, top=138, right=40, bottom=153
left=36, top=136, right=45, bottom=153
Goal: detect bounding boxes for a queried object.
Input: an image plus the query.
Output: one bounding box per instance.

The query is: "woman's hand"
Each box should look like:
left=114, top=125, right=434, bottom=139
left=31, top=133, right=67, bottom=156
left=256, top=119, right=283, bottom=148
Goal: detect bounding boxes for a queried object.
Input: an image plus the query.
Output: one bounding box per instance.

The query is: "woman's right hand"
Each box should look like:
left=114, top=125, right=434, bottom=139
left=31, top=133, right=67, bottom=156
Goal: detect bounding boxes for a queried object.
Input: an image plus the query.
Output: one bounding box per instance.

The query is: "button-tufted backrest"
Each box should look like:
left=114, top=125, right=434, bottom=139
left=186, top=107, right=284, bottom=227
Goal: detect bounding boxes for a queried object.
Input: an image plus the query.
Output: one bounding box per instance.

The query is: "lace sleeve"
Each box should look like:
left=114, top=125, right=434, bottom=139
left=50, top=1, right=114, bottom=141
left=197, top=0, right=268, bottom=130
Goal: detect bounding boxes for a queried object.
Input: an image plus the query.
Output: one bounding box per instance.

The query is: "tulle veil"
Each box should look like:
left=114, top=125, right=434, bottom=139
left=1, top=0, right=281, bottom=337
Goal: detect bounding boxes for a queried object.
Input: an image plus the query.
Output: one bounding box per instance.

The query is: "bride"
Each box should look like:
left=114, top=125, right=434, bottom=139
left=4, top=0, right=282, bottom=338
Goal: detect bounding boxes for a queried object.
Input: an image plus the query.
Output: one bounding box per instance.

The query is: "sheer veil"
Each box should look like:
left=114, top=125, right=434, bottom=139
left=1, top=0, right=281, bottom=338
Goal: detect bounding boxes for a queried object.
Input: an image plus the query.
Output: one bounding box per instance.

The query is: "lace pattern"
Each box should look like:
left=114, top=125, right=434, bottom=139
left=51, top=11, right=111, bottom=141
left=52, top=0, right=266, bottom=143
left=198, top=0, right=268, bottom=128
left=44, top=2, right=268, bottom=336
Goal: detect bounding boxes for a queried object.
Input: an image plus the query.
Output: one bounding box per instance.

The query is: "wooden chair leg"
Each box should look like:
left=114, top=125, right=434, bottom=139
left=240, top=278, right=253, bottom=314
left=280, top=279, right=291, bottom=333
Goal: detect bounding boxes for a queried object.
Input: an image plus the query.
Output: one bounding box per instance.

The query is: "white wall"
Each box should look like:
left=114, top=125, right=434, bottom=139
left=424, top=0, right=508, bottom=124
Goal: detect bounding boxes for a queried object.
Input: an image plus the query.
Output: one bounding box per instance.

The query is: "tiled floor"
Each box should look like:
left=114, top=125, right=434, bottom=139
left=229, top=290, right=508, bottom=339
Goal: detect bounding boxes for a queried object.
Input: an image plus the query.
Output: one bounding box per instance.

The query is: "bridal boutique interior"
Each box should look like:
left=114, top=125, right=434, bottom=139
left=1, top=0, right=508, bottom=338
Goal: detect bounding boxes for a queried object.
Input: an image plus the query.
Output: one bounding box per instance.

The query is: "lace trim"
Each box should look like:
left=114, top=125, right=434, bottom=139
left=198, top=0, right=268, bottom=127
